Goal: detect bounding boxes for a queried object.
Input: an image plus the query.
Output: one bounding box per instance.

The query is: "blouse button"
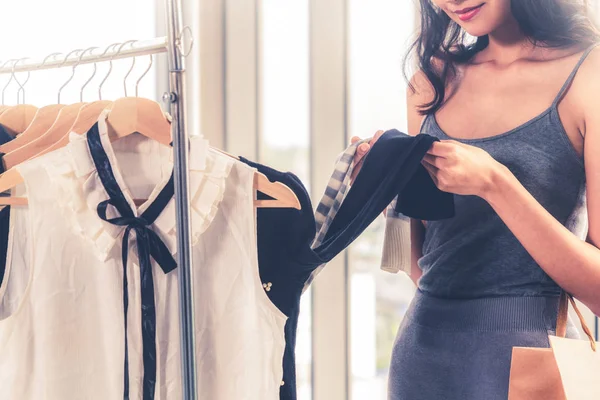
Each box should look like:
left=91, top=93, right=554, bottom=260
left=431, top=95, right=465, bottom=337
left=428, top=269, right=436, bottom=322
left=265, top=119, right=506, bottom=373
left=262, top=282, right=273, bottom=292
left=281, top=381, right=285, bottom=386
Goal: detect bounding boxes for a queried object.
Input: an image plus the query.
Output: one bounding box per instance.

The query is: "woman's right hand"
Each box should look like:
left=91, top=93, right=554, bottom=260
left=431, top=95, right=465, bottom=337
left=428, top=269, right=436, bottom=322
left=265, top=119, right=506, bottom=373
left=350, top=130, right=384, bottom=182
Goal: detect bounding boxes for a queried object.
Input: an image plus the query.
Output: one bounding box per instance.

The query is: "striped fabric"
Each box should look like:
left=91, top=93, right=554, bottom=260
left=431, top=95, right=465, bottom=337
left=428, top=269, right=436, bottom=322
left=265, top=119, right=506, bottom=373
left=303, top=139, right=412, bottom=293
left=302, top=141, right=363, bottom=292
left=312, top=147, right=358, bottom=247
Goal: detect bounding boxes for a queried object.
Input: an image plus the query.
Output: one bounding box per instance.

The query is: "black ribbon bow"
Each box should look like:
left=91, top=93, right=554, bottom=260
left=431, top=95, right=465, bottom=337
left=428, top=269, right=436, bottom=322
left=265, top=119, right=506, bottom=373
left=87, top=123, right=176, bottom=400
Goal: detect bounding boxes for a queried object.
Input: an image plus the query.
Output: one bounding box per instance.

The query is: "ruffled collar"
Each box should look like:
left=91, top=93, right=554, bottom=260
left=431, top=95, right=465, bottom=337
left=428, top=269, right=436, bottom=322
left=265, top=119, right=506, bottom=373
left=42, top=112, right=233, bottom=262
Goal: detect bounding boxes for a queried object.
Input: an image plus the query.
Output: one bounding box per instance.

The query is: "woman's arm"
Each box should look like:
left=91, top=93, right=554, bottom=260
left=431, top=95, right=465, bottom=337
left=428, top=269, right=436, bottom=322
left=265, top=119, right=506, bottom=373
left=481, top=51, right=600, bottom=315
left=483, top=161, right=600, bottom=315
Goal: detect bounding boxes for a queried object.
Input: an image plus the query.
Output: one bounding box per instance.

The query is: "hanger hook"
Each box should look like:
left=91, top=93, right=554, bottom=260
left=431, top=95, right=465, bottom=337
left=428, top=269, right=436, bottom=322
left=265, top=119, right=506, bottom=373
left=39, top=52, right=62, bottom=71
left=135, top=54, right=153, bottom=98
left=33, top=52, right=61, bottom=105
left=100, top=40, right=135, bottom=99
left=57, top=49, right=83, bottom=104
left=122, top=40, right=138, bottom=97
left=11, top=60, right=23, bottom=105
left=79, top=47, right=99, bottom=102
left=1, top=59, right=17, bottom=105
left=13, top=58, right=31, bottom=105
left=98, top=42, right=122, bottom=101
left=41, top=52, right=62, bottom=66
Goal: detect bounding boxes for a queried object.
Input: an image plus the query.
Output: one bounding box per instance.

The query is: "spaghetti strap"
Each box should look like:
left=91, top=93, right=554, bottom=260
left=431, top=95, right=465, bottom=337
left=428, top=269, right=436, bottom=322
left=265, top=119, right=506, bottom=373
left=552, top=43, right=600, bottom=105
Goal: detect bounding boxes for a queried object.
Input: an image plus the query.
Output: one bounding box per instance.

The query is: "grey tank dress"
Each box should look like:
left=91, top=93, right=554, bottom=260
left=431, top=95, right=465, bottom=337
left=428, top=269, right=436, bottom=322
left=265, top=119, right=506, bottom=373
left=388, top=45, right=596, bottom=400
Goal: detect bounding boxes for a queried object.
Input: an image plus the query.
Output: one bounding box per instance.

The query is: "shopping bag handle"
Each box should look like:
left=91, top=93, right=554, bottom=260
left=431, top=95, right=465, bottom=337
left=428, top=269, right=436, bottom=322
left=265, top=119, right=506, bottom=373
left=556, top=291, right=596, bottom=351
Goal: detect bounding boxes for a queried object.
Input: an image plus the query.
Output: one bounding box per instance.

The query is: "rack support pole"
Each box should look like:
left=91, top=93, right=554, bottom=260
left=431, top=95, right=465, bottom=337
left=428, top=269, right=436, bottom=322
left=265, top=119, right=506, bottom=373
left=165, top=0, right=197, bottom=398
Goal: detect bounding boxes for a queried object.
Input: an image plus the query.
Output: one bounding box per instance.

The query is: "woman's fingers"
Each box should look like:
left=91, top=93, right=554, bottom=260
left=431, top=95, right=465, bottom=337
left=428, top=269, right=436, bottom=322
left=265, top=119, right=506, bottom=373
left=357, top=142, right=370, bottom=157
left=351, top=144, right=369, bottom=182
left=370, top=130, right=385, bottom=146
left=351, top=129, right=383, bottom=149
left=349, top=130, right=385, bottom=183
left=421, top=160, right=439, bottom=186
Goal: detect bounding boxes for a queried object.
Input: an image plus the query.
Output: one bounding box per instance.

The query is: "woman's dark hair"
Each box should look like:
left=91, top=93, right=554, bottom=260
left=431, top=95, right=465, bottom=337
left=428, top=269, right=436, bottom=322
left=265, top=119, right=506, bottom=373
left=405, top=0, right=600, bottom=115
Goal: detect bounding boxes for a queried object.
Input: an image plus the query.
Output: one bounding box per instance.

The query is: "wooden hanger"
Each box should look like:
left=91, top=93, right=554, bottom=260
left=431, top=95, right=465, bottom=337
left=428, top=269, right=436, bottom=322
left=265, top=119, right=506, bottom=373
left=71, top=101, right=114, bottom=134
left=211, top=147, right=301, bottom=210
left=0, top=53, right=71, bottom=153
left=0, top=169, right=25, bottom=205
left=2, top=48, right=105, bottom=168
left=2, top=103, right=86, bottom=169
left=103, top=42, right=171, bottom=146
left=0, top=105, right=38, bottom=137
left=0, top=104, right=65, bottom=154
left=33, top=101, right=113, bottom=160
left=253, top=170, right=302, bottom=209
left=24, top=46, right=120, bottom=162
left=105, top=97, right=172, bottom=146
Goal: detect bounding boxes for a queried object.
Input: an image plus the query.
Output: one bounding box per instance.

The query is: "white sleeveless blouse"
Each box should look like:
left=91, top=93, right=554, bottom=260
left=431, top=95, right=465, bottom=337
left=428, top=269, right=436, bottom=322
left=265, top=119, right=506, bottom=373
left=0, top=115, right=286, bottom=399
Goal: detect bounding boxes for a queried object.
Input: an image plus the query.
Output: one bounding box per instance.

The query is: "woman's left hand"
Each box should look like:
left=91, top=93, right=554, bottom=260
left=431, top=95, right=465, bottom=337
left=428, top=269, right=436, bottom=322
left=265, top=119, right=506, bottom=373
left=420, top=140, right=504, bottom=198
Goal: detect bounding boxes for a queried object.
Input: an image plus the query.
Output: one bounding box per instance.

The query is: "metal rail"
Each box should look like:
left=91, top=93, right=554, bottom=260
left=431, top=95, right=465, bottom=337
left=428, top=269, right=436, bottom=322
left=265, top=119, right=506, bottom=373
left=0, top=37, right=168, bottom=74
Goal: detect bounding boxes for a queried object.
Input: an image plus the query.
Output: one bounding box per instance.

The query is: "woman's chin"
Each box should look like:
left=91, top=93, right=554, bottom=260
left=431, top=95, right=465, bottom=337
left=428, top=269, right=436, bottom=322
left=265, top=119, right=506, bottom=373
left=459, top=23, right=493, bottom=38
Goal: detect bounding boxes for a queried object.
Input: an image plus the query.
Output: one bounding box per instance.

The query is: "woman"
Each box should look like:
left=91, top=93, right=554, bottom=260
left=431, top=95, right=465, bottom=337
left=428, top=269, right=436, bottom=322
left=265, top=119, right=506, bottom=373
left=352, top=1, right=600, bottom=399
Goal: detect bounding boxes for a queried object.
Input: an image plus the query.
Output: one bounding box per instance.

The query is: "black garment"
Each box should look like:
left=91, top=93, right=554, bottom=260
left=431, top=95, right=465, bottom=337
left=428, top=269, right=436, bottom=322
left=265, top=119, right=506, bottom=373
left=323, top=129, right=454, bottom=246
left=239, top=131, right=451, bottom=400
left=86, top=123, right=176, bottom=400
left=0, top=124, right=14, bottom=145
left=238, top=157, right=317, bottom=400
left=0, top=123, right=15, bottom=287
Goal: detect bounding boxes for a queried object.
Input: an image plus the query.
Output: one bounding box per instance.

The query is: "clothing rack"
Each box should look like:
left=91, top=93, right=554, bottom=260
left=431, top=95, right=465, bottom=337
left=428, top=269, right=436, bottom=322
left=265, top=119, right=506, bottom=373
left=0, top=0, right=199, bottom=398
left=0, top=37, right=169, bottom=74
